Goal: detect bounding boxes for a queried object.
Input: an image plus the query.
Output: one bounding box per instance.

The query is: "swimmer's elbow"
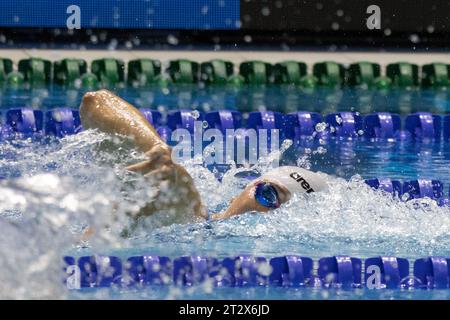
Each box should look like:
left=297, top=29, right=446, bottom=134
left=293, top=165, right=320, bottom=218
left=79, top=92, right=97, bottom=128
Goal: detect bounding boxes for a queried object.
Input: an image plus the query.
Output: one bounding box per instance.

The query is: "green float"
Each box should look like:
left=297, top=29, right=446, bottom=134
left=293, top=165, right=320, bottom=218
left=373, top=76, right=393, bottom=90
left=273, top=61, right=307, bottom=85
left=167, top=59, right=200, bottom=84
left=200, top=60, right=234, bottom=85
left=386, top=62, right=419, bottom=88
left=80, top=73, right=99, bottom=89
left=91, top=58, right=125, bottom=88
left=0, top=58, right=13, bottom=83
left=346, top=61, right=381, bottom=87
left=53, top=59, right=88, bottom=86
left=239, top=61, right=273, bottom=85
left=313, top=61, right=346, bottom=88
left=127, top=59, right=161, bottom=87
left=153, top=74, right=173, bottom=88
left=227, top=74, right=245, bottom=87
left=18, top=58, right=52, bottom=87
left=5, top=72, right=25, bottom=89
left=421, top=63, right=450, bottom=88
left=299, top=75, right=319, bottom=89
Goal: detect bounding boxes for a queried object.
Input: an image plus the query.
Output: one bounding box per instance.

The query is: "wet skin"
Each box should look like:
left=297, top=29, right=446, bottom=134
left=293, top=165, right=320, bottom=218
left=211, top=181, right=291, bottom=220
left=79, top=90, right=291, bottom=223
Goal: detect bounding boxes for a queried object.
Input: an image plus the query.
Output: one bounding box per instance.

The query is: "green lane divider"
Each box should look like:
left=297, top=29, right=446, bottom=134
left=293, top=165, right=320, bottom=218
left=347, top=61, right=382, bottom=88
left=227, top=74, right=245, bottom=87
left=0, top=58, right=13, bottom=83
left=91, top=58, right=125, bottom=88
left=18, top=58, right=52, bottom=87
left=299, top=75, right=319, bottom=88
left=201, top=59, right=234, bottom=85
left=5, top=71, right=25, bottom=89
left=128, top=59, right=162, bottom=87
left=53, top=59, right=88, bottom=86
left=80, top=73, right=99, bottom=89
left=240, top=60, right=273, bottom=85
left=167, top=59, right=200, bottom=84
left=313, top=61, right=346, bottom=88
left=373, top=76, right=393, bottom=90
left=153, top=74, right=173, bottom=87
left=386, top=62, right=419, bottom=88
left=422, top=63, right=450, bottom=89
left=273, top=61, right=307, bottom=85
left=5, top=56, right=450, bottom=90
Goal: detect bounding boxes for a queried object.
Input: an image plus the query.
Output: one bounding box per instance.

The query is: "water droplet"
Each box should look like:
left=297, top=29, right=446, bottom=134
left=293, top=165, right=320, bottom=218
left=409, top=34, right=420, bottom=44
left=315, top=122, right=327, bottom=132
left=261, top=7, right=271, bottom=16
left=281, top=139, right=293, bottom=149
left=167, top=34, right=179, bottom=45
left=316, top=146, right=327, bottom=154
left=191, top=110, right=200, bottom=119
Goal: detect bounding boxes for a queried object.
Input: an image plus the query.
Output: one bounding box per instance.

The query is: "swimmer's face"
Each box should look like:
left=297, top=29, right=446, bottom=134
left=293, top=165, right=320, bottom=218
left=211, top=180, right=291, bottom=220
left=260, top=180, right=291, bottom=204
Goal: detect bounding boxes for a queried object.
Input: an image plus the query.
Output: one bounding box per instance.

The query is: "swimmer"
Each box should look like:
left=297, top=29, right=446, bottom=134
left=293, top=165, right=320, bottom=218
left=79, top=90, right=328, bottom=226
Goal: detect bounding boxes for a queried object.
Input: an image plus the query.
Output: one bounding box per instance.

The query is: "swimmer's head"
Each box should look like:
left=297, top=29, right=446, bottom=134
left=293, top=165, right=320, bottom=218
left=257, top=166, right=328, bottom=202
left=212, top=166, right=328, bottom=220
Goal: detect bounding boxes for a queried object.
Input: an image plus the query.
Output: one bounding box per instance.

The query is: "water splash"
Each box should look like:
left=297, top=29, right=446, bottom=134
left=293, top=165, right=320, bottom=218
left=1, top=130, right=450, bottom=299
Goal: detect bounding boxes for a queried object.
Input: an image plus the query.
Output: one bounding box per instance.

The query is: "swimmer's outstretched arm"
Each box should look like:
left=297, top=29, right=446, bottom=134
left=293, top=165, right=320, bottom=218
left=79, top=89, right=207, bottom=220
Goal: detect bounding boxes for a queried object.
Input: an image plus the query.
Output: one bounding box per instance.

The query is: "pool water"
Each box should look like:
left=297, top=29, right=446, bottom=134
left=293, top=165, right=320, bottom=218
left=1, top=85, right=450, bottom=114
left=1, top=86, right=450, bottom=300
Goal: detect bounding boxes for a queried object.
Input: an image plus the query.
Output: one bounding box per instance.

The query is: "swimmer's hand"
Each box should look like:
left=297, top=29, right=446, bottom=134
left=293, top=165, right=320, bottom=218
left=126, top=143, right=208, bottom=220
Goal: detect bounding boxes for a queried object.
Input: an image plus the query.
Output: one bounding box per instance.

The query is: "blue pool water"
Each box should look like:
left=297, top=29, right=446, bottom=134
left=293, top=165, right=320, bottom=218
left=1, top=85, right=450, bottom=115
left=2, top=86, right=450, bottom=299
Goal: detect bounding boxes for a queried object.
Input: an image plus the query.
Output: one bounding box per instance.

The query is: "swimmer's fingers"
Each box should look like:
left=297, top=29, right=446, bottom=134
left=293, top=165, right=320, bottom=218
left=211, top=212, right=227, bottom=220
left=125, top=159, right=153, bottom=173
left=144, top=165, right=175, bottom=182
left=126, top=151, right=172, bottom=174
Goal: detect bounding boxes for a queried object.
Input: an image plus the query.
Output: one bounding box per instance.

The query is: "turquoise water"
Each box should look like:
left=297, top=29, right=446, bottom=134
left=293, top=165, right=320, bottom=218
left=1, top=86, right=450, bottom=299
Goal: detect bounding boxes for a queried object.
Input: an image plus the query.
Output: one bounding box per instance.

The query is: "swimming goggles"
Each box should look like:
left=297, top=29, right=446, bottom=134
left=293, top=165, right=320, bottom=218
left=254, top=182, right=280, bottom=209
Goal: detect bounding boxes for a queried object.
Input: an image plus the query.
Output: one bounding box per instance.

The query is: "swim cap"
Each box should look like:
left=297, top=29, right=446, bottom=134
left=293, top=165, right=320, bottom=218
left=258, top=166, right=327, bottom=196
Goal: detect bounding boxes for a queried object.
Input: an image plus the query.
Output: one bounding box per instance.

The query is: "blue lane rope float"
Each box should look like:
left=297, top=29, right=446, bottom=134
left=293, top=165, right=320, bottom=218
left=63, top=255, right=450, bottom=290
left=2, top=108, right=450, bottom=142
left=2, top=108, right=450, bottom=203
left=365, top=178, right=450, bottom=206
left=45, top=108, right=82, bottom=138
left=363, top=112, right=402, bottom=140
